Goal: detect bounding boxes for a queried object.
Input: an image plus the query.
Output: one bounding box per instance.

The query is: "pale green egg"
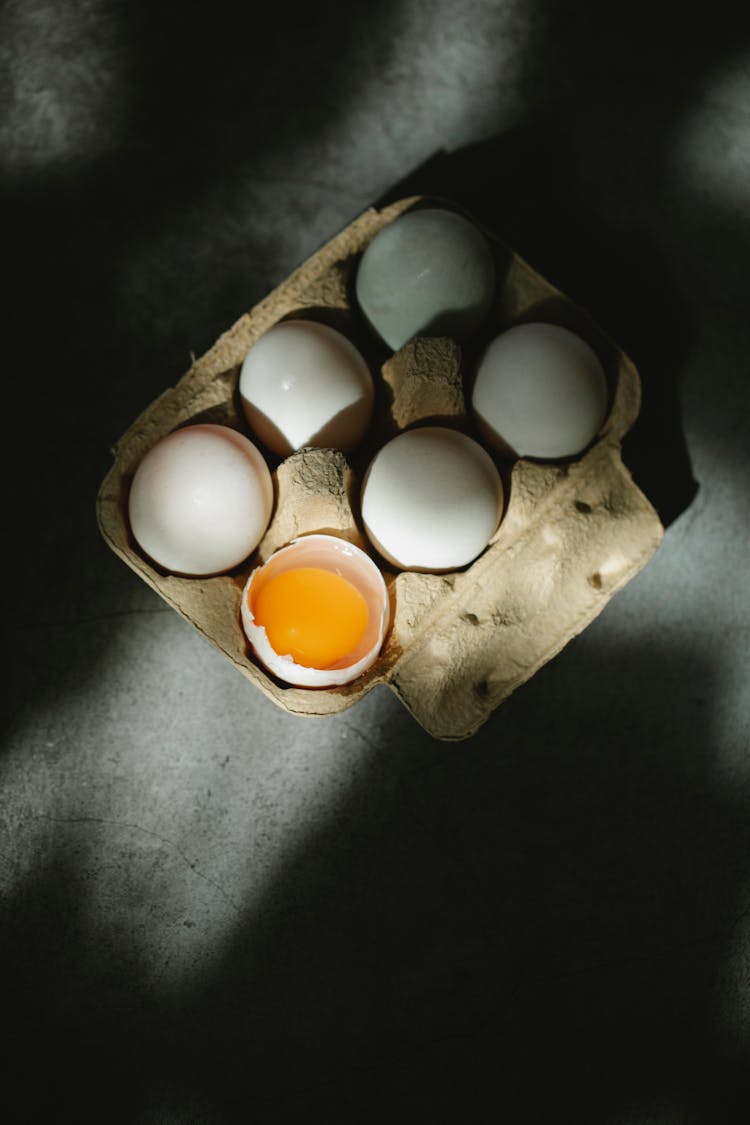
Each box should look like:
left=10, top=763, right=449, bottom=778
left=355, top=208, right=496, bottom=351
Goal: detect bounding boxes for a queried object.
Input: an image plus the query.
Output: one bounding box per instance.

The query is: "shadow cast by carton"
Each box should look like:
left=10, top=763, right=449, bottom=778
left=378, top=129, right=701, bottom=531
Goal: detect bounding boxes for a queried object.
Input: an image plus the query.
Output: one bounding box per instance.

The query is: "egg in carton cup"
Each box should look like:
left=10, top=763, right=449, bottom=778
left=96, top=197, right=663, bottom=740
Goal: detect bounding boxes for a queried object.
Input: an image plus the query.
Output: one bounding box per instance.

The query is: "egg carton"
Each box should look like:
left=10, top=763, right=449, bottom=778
left=96, top=196, right=663, bottom=740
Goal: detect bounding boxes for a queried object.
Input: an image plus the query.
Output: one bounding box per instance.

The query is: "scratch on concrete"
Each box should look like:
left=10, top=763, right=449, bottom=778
left=31, top=814, right=241, bottom=915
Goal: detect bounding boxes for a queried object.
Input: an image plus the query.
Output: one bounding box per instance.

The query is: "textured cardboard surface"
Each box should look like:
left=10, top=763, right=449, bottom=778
left=97, top=197, right=663, bottom=739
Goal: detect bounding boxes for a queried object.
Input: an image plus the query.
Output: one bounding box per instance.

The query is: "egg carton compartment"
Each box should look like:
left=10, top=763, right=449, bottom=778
left=97, top=196, right=663, bottom=740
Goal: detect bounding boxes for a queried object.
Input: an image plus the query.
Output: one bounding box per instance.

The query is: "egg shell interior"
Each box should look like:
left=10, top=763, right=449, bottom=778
left=97, top=196, right=663, bottom=740
left=245, top=534, right=388, bottom=672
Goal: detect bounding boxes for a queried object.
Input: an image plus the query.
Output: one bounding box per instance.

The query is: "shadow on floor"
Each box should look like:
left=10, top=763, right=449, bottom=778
left=3, top=2, right=749, bottom=1122
left=376, top=127, right=701, bottom=531
left=3, top=636, right=748, bottom=1122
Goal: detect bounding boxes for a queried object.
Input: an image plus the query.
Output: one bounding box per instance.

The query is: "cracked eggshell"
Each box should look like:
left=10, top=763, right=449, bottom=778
left=241, top=534, right=389, bottom=687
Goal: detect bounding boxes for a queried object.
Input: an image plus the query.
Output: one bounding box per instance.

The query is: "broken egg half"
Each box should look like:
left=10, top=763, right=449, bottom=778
left=241, top=534, right=389, bottom=687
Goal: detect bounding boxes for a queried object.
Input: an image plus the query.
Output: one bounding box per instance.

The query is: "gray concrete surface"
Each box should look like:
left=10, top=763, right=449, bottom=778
left=2, top=1, right=749, bottom=1121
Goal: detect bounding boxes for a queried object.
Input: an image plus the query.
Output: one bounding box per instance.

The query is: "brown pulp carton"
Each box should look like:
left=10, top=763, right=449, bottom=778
left=96, top=197, right=664, bottom=740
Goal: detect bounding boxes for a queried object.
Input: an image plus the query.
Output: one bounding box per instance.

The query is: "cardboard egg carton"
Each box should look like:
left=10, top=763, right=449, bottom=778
left=96, top=197, right=663, bottom=740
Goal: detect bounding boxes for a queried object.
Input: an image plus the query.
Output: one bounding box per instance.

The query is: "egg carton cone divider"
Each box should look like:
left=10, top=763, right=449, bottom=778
left=97, top=197, right=663, bottom=740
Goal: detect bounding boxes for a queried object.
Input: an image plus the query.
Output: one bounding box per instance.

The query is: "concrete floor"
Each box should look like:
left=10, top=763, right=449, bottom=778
left=2, top=1, right=749, bottom=1121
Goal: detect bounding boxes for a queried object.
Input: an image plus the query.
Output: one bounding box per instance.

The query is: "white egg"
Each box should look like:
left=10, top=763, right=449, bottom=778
left=472, top=322, right=609, bottom=459
left=241, top=535, right=389, bottom=688
left=361, top=426, right=504, bottom=572
left=128, top=424, right=273, bottom=576
left=239, top=319, right=375, bottom=457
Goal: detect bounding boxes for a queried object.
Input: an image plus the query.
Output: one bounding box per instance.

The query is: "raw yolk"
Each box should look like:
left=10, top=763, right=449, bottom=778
left=251, top=567, right=369, bottom=669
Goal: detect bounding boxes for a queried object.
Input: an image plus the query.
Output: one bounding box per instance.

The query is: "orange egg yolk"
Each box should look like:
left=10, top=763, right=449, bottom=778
left=251, top=566, right=369, bottom=669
